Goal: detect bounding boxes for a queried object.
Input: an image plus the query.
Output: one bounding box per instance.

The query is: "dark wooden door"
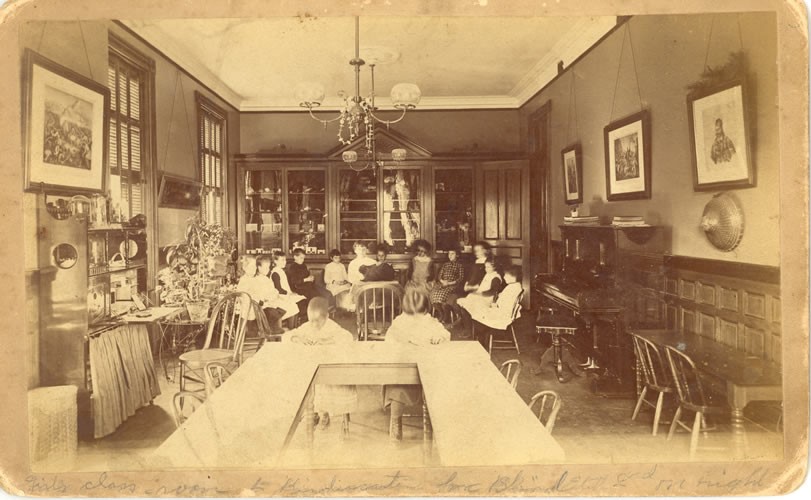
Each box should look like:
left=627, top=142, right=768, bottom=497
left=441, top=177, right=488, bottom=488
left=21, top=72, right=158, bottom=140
left=476, top=160, right=530, bottom=305
left=528, top=102, right=552, bottom=279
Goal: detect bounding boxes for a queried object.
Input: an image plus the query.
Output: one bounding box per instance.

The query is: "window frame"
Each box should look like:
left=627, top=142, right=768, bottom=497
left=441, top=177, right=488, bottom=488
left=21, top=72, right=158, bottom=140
left=195, top=91, right=228, bottom=225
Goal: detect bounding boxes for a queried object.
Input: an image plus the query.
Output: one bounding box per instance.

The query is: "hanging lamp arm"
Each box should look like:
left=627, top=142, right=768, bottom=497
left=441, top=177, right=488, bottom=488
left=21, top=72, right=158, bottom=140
left=368, top=107, right=409, bottom=125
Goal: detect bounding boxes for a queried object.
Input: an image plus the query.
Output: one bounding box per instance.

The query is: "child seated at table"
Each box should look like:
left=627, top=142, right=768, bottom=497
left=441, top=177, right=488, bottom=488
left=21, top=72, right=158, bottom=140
left=287, top=248, right=330, bottom=302
left=236, top=255, right=285, bottom=336
left=324, top=249, right=352, bottom=311
left=471, top=265, right=523, bottom=330
left=255, top=254, right=300, bottom=325
left=384, top=288, right=450, bottom=441
left=457, top=258, right=503, bottom=327
left=361, top=245, right=396, bottom=282
left=430, top=247, right=465, bottom=324
left=270, top=251, right=307, bottom=319
left=283, top=298, right=358, bottom=434
left=346, top=241, right=376, bottom=312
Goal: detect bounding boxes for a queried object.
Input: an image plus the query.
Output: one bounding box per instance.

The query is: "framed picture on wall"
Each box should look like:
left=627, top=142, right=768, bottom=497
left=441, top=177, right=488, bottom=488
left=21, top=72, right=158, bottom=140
left=561, top=143, right=583, bottom=205
left=22, top=49, right=110, bottom=194
left=687, top=80, right=754, bottom=191
left=158, top=174, right=202, bottom=209
left=603, top=109, right=651, bottom=201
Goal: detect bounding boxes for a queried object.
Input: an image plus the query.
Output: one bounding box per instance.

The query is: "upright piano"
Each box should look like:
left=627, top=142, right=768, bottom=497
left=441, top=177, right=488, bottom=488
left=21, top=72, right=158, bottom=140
left=535, top=224, right=668, bottom=397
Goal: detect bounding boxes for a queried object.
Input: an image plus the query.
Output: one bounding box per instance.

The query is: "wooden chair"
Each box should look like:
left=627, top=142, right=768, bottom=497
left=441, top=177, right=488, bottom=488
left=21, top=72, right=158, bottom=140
left=631, top=333, right=675, bottom=436
left=664, top=345, right=728, bottom=459
left=354, top=282, right=403, bottom=341
left=204, top=361, right=233, bottom=397
left=499, top=359, right=522, bottom=390
left=178, top=292, right=250, bottom=392
left=528, top=390, right=562, bottom=434
left=473, top=290, right=524, bottom=356
left=172, top=391, right=205, bottom=427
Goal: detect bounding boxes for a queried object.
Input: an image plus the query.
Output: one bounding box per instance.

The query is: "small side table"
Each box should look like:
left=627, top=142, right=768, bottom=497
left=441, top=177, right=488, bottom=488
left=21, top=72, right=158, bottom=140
left=156, top=315, right=208, bottom=383
left=534, top=313, right=584, bottom=383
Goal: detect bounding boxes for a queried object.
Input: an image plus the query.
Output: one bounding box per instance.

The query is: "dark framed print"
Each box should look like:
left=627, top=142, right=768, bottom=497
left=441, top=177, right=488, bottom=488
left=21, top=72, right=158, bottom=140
left=22, top=49, right=109, bottom=194
left=158, top=174, right=202, bottom=209
left=687, top=80, right=754, bottom=191
left=603, top=109, right=651, bottom=201
left=561, top=143, right=583, bottom=205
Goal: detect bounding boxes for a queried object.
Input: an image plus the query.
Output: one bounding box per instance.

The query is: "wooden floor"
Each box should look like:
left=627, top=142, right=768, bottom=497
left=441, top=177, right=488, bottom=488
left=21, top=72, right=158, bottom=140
left=69, top=312, right=784, bottom=471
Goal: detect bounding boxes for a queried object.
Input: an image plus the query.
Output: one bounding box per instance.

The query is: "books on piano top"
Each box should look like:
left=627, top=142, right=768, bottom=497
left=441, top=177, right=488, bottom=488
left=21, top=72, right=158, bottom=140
left=563, top=216, right=600, bottom=225
left=611, top=215, right=648, bottom=227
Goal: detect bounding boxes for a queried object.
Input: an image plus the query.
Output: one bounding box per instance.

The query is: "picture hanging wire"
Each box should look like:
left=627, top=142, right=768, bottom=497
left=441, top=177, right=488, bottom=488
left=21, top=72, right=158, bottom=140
left=701, top=14, right=746, bottom=75
left=565, top=68, right=579, bottom=145
left=608, top=22, right=644, bottom=123
left=36, top=21, right=95, bottom=82
left=161, top=69, right=198, bottom=186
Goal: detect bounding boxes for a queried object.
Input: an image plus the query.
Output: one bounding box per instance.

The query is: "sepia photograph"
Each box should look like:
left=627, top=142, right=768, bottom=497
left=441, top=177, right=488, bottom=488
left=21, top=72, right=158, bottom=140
left=0, top=0, right=808, bottom=497
left=561, top=143, right=582, bottom=204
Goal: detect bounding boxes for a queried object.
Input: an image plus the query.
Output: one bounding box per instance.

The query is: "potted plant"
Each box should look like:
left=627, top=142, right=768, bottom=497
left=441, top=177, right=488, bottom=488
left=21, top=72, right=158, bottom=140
left=159, top=216, right=236, bottom=321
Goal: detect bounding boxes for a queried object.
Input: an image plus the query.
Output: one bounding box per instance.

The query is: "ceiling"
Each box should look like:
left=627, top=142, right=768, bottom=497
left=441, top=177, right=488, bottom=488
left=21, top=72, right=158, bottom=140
left=123, top=16, right=617, bottom=111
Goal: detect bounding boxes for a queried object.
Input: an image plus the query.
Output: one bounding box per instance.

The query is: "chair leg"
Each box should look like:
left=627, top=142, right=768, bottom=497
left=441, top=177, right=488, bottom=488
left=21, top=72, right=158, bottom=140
left=510, top=325, right=520, bottom=354
left=472, top=322, right=476, bottom=341
left=690, top=411, right=702, bottom=460
left=652, top=391, right=664, bottom=437
left=488, top=333, right=493, bottom=356
left=668, top=406, right=682, bottom=440
left=632, top=387, right=647, bottom=421
left=179, top=362, right=185, bottom=392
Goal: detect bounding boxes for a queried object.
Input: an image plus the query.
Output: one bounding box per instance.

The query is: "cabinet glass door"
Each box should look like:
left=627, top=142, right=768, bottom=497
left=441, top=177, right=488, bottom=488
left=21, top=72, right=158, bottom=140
left=287, top=169, right=327, bottom=255
left=244, top=170, right=283, bottom=254
left=338, top=169, right=377, bottom=254
left=434, top=167, right=474, bottom=252
left=382, top=167, right=422, bottom=254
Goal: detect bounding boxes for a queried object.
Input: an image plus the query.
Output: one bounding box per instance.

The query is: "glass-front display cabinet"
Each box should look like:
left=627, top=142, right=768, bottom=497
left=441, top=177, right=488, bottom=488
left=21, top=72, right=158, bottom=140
left=338, top=169, right=377, bottom=255
left=381, top=167, right=422, bottom=254
left=244, top=169, right=284, bottom=254
left=434, top=167, right=474, bottom=252
left=287, top=169, right=327, bottom=255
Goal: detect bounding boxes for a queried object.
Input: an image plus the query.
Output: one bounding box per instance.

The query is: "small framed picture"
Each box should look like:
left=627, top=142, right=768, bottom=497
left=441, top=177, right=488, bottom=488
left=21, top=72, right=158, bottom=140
left=561, top=143, right=583, bottom=205
left=603, top=109, right=652, bottom=201
left=687, top=80, right=754, bottom=191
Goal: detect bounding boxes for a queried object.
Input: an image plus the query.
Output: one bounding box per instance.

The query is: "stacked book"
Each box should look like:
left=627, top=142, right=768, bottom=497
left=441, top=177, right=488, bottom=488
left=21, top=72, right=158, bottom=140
left=563, top=215, right=600, bottom=225
left=611, top=215, right=648, bottom=227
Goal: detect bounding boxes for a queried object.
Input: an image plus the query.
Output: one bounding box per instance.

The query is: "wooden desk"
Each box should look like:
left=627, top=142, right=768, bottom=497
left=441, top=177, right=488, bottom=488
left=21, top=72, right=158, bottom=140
left=633, top=329, right=782, bottom=457
left=151, top=342, right=564, bottom=468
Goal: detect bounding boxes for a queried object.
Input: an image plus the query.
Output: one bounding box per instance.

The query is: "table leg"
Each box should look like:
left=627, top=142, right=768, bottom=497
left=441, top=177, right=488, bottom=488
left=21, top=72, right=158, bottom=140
left=422, top=393, right=433, bottom=463
left=730, top=406, right=747, bottom=459
left=304, top=390, right=315, bottom=447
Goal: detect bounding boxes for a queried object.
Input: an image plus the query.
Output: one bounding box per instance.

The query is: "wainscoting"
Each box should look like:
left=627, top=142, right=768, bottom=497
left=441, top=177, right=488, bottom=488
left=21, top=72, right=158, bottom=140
left=662, top=256, right=781, bottom=365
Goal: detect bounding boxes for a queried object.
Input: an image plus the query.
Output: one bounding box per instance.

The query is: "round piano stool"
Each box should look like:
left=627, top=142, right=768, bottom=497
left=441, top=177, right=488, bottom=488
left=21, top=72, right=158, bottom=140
left=534, top=313, right=583, bottom=383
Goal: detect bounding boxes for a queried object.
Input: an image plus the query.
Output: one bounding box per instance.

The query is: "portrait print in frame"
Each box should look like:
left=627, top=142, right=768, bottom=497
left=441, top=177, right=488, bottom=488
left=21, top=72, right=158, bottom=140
left=22, top=48, right=109, bottom=194
left=562, top=143, right=583, bottom=205
left=603, top=109, right=651, bottom=201
left=687, top=80, right=754, bottom=191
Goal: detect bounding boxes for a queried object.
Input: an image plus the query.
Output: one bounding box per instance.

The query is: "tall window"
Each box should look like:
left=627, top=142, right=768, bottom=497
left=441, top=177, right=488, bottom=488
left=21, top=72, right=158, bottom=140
left=197, top=92, right=227, bottom=225
left=108, top=52, right=146, bottom=220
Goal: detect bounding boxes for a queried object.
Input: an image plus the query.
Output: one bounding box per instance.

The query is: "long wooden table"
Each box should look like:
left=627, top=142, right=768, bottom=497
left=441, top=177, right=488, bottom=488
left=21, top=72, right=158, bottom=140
left=151, top=341, right=564, bottom=468
left=633, top=329, right=782, bottom=457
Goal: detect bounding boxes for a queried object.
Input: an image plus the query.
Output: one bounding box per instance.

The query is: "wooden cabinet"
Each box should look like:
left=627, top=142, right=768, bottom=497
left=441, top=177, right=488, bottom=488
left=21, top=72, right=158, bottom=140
left=235, top=130, right=530, bottom=293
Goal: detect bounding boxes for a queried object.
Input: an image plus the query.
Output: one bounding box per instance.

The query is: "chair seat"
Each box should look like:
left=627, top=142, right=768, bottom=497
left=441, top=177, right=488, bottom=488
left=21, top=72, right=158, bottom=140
left=179, top=348, right=234, bottom=369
